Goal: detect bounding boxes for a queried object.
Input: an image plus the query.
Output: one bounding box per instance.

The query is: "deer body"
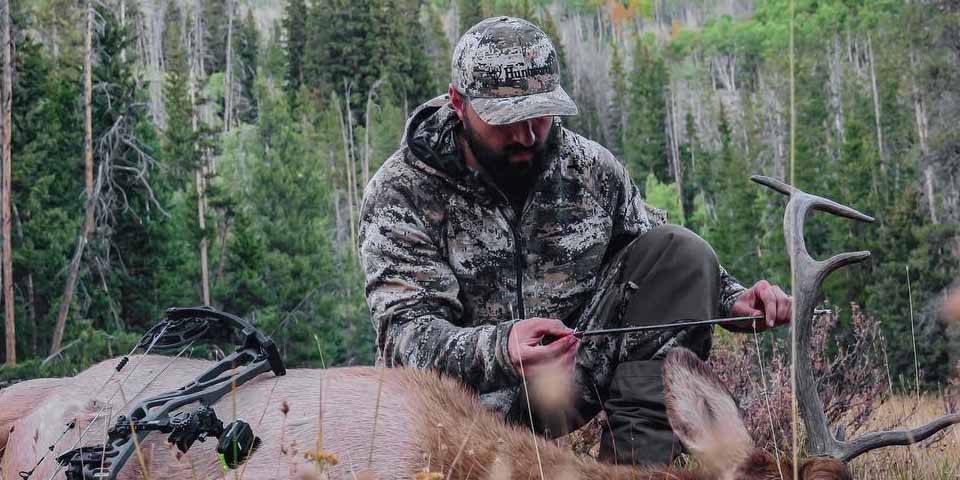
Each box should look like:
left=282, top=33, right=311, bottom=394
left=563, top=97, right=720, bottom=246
left=1, top=351, right=852, bottom=480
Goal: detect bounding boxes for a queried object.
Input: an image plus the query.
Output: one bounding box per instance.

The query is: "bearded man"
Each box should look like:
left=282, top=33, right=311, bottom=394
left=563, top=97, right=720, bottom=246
left=358, top=16, right=792, bottom=466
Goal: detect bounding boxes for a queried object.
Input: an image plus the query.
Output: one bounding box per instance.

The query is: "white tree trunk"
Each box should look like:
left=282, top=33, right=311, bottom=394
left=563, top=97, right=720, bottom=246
left=829, top=34, right=845, bottom=156
left=137, top=0, right=165, bottom=130
left=668, top=84, right=685, bottom=222
left=120, top=0, right=126, bottom=63
left=189, top=0, right=209, bottom=305
left=867, top=34, right=885, bottom=170
left=335, top=90, right=359, bottom=254
left=1, top=0, right=13, bottom=365
left=223, top=0, right=234, bottom=134
left=908, top=45, right=937, bottom=224
left=196, top=166, right=210, bottom=305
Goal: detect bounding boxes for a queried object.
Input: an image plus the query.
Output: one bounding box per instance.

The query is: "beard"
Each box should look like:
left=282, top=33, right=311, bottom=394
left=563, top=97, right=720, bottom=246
left=462, top=115, right=557, bottom=205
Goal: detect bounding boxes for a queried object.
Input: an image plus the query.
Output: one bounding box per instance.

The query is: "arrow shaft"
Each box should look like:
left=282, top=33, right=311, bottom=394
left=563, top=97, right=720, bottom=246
left=573, top=309, right=832, bottom=338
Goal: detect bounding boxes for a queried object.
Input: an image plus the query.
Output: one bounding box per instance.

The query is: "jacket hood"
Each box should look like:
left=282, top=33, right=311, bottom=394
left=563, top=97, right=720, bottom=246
left=403, top=95, right=474, bottom=180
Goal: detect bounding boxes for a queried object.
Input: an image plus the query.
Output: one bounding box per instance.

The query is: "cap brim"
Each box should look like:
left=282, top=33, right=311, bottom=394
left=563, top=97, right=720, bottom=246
left=470, top=86, right=579, bottom=125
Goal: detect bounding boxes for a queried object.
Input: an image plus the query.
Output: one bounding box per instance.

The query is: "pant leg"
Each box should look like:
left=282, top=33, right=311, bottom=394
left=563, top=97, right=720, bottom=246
left=591, top=225, right=721, bottom=465
left=507, top=225, right=720, bottom=450
left=512, top=225, right=722, bottom=463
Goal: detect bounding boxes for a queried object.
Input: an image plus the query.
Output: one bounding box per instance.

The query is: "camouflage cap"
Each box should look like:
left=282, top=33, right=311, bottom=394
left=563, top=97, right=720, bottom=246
left=452, top=16, right=578, bottom=125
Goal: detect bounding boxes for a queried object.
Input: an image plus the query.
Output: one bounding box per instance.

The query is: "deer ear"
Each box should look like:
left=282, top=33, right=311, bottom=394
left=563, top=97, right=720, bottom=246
left=663, top=348, right=754, bottom=474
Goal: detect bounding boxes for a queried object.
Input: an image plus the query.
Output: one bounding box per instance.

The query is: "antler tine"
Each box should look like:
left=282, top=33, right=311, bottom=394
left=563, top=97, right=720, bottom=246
left=751, top=175, right=795, bottom=197
left=839, top=412, right=960, bottom=462
left=757, top=176, right=960, bottom=462
left=753, top=176, right=874, bottom=459
left=751, top=175, right=876, bottom=224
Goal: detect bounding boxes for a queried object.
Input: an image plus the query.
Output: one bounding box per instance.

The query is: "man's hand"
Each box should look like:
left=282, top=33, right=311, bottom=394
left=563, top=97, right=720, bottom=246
left=728, top=280, right=792, bottom=331
left=507, top=317, right=579, bottom=380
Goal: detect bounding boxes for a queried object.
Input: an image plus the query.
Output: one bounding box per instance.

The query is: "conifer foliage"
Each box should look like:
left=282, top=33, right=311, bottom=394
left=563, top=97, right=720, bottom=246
left=0, top=0, right=956, bottom=395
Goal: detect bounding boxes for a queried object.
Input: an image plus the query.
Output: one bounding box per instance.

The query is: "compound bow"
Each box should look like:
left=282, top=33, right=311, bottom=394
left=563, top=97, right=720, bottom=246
left=20, top=306, right=286, bottom=480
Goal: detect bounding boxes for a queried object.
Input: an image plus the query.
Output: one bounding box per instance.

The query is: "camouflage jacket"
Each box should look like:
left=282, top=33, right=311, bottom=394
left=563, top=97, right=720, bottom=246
left=359, top=96, right=745, bottom=397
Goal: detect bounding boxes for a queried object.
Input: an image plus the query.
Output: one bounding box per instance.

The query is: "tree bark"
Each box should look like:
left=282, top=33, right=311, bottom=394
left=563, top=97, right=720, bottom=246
left=2, top=0, right=13, bottom=365
left=214, top=217, right=230, bottom=287
left=211, top=0, right=236, bottom=297
left=335, top=91, right=358, bottom=253
left=120, top=0, right=126, bottom=63
left=50, top=1, right=95, bottom=356
left=668, top=83, right=685, bottom=223
left=908, top=46, right=936, bottom=224
left=197, top=165, right=210, bottom=305
left=363, top=79, right=383, bottom=191
left=867, top=34, right=886, bottom=171
left=223, top=0, right=234, bottom=134
left=829, top=33, right=845, bottom=157
left=141, top=0, right=165, bottom=130
left=190, top=0, right=209, bottom=305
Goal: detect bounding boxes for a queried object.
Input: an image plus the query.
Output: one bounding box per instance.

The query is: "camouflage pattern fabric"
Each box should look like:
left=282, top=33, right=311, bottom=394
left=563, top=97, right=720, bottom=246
left=359, top=96, right=746, bottom=416
left=452, top=16, right=578, bottom=125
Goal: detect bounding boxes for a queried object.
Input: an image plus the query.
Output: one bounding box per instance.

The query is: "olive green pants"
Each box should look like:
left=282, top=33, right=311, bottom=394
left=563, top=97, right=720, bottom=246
left=508, top=224, right=721, bottom=466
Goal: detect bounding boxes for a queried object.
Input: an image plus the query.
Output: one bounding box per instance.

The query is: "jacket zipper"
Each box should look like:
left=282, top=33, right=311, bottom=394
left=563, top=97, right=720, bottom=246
left=511, top=223, right=526, bottom=321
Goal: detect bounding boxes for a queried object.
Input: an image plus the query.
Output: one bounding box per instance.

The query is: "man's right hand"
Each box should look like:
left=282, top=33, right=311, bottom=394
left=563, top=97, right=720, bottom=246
left=507, top=317, right=579, bottom=381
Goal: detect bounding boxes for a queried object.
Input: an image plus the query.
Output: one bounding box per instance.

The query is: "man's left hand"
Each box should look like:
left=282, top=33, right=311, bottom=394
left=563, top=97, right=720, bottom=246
left=728, top=280, right=792, bottom=331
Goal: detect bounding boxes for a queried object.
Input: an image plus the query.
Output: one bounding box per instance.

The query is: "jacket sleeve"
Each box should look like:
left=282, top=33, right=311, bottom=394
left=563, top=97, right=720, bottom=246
left=359, top=179, right=521, bottom=393
left=606, top=156, right=746, bottom=315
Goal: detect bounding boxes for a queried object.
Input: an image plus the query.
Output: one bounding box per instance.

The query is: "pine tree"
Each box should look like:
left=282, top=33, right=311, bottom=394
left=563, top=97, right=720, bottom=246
left=202, top=0, right=229, bottom=74
left=457, top=0, right=485, bottom=34
left=608, top=42, right=627, bottom=157
left=304, top=0, right=378, bottom=113
left=539, top=7, right=568, bottom=90
left=624, top=37, right=669, bottom=184
left=283, top=0, right=307, bottom=98
left=370, top=0, right=434, bottom=109
left=424, top=3, right=452, bottom=95
left=161, top=2, right=185, bottom=72
left=235, top=8, right=259, bottom=123
left=704, top=105, right=760, bottom=283
left=163, top=31, right=197, bottom=192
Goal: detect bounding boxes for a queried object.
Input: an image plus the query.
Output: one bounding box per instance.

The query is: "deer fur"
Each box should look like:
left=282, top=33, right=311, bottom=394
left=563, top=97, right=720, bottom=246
left=0, top=350, right=851, bottom=480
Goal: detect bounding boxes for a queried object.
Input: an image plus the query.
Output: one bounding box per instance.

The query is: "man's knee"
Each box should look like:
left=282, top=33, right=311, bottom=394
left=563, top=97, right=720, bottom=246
left=627, top=225, right=719, bottom=274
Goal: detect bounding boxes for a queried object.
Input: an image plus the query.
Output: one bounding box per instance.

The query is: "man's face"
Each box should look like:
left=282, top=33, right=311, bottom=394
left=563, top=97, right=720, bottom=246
left=459, top=99, right=556, bottom=194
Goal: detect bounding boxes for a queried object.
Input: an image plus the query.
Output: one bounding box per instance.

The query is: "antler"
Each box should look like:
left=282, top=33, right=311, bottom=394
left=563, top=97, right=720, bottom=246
left=752, top=175, right=960, bottom=463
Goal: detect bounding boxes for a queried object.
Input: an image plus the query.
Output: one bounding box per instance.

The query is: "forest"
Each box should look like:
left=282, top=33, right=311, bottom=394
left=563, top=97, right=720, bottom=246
left=0, top=0, right=957, bottom=427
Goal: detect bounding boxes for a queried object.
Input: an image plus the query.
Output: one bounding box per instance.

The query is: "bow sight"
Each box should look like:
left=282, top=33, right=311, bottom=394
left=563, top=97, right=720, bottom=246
left=42, top=306, right=286, bottom=480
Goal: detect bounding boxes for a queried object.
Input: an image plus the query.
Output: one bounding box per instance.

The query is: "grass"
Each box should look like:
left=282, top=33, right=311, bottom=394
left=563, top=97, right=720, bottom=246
left=850, top=394, right=960, bottom=479
left=558, top=393, right=960, bottom=479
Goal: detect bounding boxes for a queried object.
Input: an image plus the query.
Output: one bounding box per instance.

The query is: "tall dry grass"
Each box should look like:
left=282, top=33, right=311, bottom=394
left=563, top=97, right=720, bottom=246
left=560, top=302, right=960, bottom=478
left=850, top=394, right=960, bottom=479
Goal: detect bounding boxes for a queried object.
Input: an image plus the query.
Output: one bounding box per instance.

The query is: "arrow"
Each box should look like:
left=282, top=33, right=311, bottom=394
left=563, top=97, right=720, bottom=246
left=539, top=309, right=832, bottom=345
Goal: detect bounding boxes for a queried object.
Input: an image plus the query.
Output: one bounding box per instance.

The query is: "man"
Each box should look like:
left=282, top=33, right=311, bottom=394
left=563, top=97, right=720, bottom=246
left=359, top=16, right=791, bottom=466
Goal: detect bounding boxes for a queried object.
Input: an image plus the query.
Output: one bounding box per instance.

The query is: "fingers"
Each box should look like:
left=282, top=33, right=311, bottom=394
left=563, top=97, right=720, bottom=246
left=509, top=317, right=579, bottom=369
left=752, top=280, right=793, bottom=328
left=755, top=281, right=779, bottom=328
left=525, top=317, right=574, bottom=337
left=535, top=332, right=578, bottom=356
left=729, top=280, right=793, bottom=332
left=730, top=288, right=762, bottom=317
left=778, top=290, right=793, bottom=325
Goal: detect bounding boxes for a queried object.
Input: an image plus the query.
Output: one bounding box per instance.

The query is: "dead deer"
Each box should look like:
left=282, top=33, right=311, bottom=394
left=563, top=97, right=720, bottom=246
left=0, top=349, right=851, bottom=480
left=1, top=177, right=956, bottom=480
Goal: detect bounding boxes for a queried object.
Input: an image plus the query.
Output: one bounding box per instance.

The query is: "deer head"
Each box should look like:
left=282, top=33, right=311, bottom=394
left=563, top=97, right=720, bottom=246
left=750, top=175, right=960, bottom=462
left=662, top=347, right=853, bottom=480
